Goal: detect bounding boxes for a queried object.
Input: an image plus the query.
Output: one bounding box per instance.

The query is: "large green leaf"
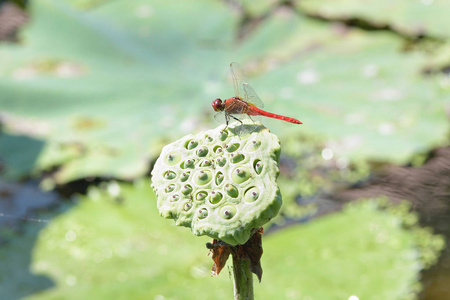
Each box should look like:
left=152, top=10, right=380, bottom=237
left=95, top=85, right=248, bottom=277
left=0, top=0, right=448, bottom=183
left=0, top=180, right=442, bottom=299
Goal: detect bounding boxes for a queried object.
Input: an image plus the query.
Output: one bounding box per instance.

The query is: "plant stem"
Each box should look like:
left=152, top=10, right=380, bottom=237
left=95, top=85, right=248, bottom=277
left=232, top=251, right=254, bottom=300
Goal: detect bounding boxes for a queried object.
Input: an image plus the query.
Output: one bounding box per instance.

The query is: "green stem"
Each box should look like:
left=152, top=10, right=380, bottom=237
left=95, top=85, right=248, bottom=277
left=232, top=251, right=254, bottom=300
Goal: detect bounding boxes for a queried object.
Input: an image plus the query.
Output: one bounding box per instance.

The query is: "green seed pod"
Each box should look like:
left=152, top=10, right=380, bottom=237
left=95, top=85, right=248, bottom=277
left=151, top=121, right=282, bottom=245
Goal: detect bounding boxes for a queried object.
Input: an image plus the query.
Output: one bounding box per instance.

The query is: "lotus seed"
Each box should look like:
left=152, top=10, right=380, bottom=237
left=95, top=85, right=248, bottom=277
left=181, top=159, right=195, bottom=169
left=164, top=171, right=176, bottom=180
left=225, top=184, right=239, bottom=198
left=225, top=143, right=239, bottom=152
left=231, top=166, right=251, bottom=184
left=196, top=146, right=209, bottom=157
left=181, top=184, right=193, bottom=195
left=209, top=191, right=223, bottom=204
left=196, top=191, right=207, bottom=201
left=165, top=184, right=175, bottom=193
left=220, top=205, right=237, bottom=220
left=244, top=187, right=260, bottom=203
left=205, top=135, right=213, bottom=143
left=200, top=160, right=212, bottom=167
left=216, top=157, right=227, bottom=167
left=246, top=140, right=261, bottom=152
left=213, top=145, right=223, bottom=154
left=230, top=153, right=245, bottom=163
left=166, top=153, right=181, bottom=165
left=180, top=172, right=190, bottom=182
left=186, top=140, right=198, bottom=150
left=184, top=202, right=193, bottom=211
left=198, top=208, right=208, bottom=219
left=215, top=172, right=224, bottom=185
left=171, top=194, right=180, bottom=202
left=195, top=170, right=212, bottom=185
left=219, top=130, right=228, bottom=141
left=254, top=160, right=263, bottom=174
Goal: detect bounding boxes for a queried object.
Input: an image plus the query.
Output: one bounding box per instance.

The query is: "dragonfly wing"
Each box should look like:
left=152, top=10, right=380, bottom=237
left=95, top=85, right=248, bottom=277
left=243, top=83, right=264, bottom=109
left=230, top=62, right=248, bottom=99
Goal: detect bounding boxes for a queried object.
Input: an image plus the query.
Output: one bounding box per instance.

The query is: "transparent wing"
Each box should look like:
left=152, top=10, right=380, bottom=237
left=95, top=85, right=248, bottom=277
left=243, top=83, right=264, bottom=109
left=230, top=62, right=248, bottom=99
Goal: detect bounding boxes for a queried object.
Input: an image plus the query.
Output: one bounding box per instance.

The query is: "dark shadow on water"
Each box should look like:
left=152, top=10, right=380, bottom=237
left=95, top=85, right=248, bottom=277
left=0, top=209, right=59, bottom=299
left=0, top=130, right=59, bottom=298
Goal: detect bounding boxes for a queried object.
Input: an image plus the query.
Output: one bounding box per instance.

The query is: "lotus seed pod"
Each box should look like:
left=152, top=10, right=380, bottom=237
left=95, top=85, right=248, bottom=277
left=151, top=120, right=282, bottom=245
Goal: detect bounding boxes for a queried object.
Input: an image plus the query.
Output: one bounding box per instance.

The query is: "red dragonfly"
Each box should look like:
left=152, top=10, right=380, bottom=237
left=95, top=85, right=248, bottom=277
left=212, top=62, right=302, bottom=126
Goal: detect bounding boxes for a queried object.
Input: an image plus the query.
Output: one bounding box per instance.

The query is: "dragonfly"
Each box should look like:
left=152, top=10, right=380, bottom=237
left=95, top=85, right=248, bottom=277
left=212, top=62, right=302, bottom=126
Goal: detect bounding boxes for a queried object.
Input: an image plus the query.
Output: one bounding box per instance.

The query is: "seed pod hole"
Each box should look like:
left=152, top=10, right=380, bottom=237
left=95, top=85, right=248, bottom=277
left=209, top=191, right=223, bottom=204
left=200, top=159, right=212, bottom=167
left=194, top=170, right=213, bottom=185
left=213, top=145, right=223, bottom=154
left=205, top=135, right=214, bottom=143
left=171, top=194, right=180, bottom=202
left=225, top=143, right=240, bottom=152
left=219, top=205, right=237, bottom=220
left=215, top=172, right=224, bottom=185
left=195, top=191, right=208, bottom=201
left=219, top=130, right=228, bottom=141
left=196, top=146, right=209, bottom=157
left=165, top=153, right=181, bottom=165
left=164, top=171, right=176, bottom=180
left=253, top=159, right=263, bottom=174
left=165, top=184, right=175, bottom=193
left=180, top=171, right=190, bottom=182
left=231, top=166, right=251, bottom=184
left=216, top=157, right=227, bottom=167
left=180, top=159, right=195, bottom=169
left=225, top=184, right=239, bottom=198
left=230, top=153, right=245, bottom=163
left=244, top=187, right=260, bottom=203
left=198, top=208, right=208, bottom=219
left=185, top=139, right=198, bottom=150
left=181, top=184, right=193, bottom=195
left=246, top=140, right=261, bottom=152
left=183, top=201, right=193, bottom=211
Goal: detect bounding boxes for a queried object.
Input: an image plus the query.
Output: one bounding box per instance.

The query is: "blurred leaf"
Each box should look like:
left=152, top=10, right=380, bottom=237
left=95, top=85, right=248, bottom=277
left=296, top=0, right=450, bottom=39
left=0, top=180, right=443, bottom=299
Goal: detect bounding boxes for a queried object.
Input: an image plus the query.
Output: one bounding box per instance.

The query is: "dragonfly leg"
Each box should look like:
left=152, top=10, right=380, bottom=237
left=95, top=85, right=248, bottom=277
left=230, top=115, right=243, bottom=126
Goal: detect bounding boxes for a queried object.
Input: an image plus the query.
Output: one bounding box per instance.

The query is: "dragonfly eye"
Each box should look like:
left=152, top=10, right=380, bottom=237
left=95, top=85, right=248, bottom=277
left=212, top=98, right=223, bottom=112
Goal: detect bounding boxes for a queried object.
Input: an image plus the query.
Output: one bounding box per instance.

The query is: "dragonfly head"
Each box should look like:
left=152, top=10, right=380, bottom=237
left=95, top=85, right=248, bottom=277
left=212, top=98, right=224, bottom=112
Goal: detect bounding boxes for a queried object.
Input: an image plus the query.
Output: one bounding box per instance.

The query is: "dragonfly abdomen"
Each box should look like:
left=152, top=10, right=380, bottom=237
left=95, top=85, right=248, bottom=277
left=248, top=106, right=302, bottom=124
